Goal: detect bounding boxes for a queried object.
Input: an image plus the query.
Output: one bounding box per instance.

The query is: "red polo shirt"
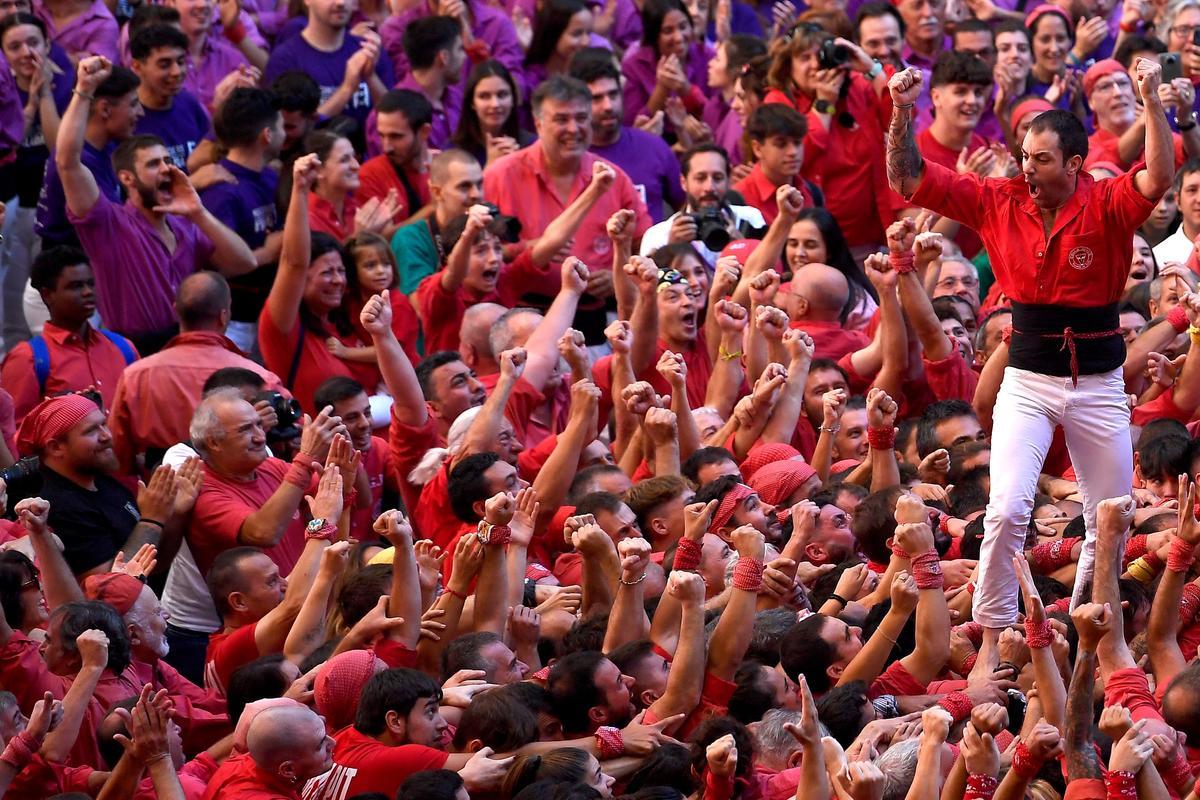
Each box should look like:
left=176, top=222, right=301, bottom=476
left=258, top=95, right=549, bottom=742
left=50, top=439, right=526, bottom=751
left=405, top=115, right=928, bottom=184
left=1084, top=127, right=1185, bottom=172
left=356, top=155, right=430, bottom=220
left=308, top=192, right=360, bottom=242
left=203, top=751, right=303, bottom=800
left=1, top=321, right=137, bottom=424
left=303, top=727, right=449, bottom=799
left=915, top=128, right=988, bottom=258
left=483, top=143, right=652, bottom=299
left=765, top=76, right=901, bottom=247
left=909, top=159, right=1156, bottom=306
left=204, top=622, right=259, bottom=697
left=732, top=163, right=816, bottom=224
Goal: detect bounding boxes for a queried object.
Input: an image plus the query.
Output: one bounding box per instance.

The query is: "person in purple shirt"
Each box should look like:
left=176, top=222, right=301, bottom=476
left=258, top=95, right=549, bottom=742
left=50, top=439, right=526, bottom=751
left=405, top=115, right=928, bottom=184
left=37, top=64, right=140, bottom=248
left=522, top=0, right=594, bottom=105
left=620, top=0, right=712, bottom=127
left=32, top=0, right=118, bottom=62
left=57, top=56, right=255, bottom=353
left=569, top=49, right=682, bottom=222
left=396, top=15, right=466, bottom=150
left=382, top=0, right=524, bottom=91
left=165, top=0, right=265, bottom=111
left=450, top=59, right=535, bottom=167
left=199, top=87, right=283, bottom=354
left=130, top=25, right=211, bottom=172
left=701, top=34, right=766, bottom=159
left=263, top=0, right=394, bottom=138
left=0, top=12, right=73, bottom=345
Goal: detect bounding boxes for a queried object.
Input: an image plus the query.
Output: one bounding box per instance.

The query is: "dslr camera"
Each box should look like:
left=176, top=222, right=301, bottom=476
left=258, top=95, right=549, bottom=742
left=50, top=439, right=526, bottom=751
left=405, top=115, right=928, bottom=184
left=818, top=38, right=850, bottom=70
left=689, top=207, right=733, bottom=251
left=255, top=391, right=304, bottom=443
left=480, top=202, right=522, bottom=244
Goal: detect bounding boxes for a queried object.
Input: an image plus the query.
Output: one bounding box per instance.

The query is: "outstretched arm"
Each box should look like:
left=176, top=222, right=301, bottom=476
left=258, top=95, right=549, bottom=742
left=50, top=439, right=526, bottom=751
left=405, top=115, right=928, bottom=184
left=885, top=69, right=927, bottom=198
left=56, top=57, right=109, bottom=218
left=361, top=290, right=427, bottom=427
left=265, top=154, right=320, bottom=336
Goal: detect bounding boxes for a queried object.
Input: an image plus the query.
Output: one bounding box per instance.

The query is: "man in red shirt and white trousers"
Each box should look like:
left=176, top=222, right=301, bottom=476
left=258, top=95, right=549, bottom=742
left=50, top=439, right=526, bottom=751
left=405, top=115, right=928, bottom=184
left=883, top=58, right=1175, bottom=677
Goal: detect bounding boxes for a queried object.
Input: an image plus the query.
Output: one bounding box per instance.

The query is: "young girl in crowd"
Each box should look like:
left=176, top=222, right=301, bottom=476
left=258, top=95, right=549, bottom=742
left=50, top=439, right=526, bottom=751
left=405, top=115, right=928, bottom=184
left=335, top=232, right=422, bottom=366
left=452, top=60, right=535, bottom=167
left=704, top=34, right=767, bottom=167
left=522, top=0, right=595, bottom=100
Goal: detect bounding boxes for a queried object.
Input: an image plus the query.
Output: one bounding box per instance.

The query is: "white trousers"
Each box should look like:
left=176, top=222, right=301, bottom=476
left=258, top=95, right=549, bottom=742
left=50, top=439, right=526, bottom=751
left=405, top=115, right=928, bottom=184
left=973, top=366, right=1132, bottom=628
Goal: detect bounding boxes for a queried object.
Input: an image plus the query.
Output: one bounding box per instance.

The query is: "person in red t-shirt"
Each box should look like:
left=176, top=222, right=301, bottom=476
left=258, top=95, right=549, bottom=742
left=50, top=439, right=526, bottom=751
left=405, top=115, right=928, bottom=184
left=1082, top=59, right=1196, bottom=173
left=886, top=61, right=1173, bottom=661
left=732, top=105, right=817, bottom=225
left=357, top=90, right=432, bottom=216
left=313, top=377, right=393, bottom=542
left=205, top=703, right=334, bottom=800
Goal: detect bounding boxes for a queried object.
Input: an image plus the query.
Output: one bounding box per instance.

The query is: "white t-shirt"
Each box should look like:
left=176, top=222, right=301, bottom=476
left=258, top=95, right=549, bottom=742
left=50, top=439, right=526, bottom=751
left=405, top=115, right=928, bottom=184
left=639, top=205, right=767, bottom=266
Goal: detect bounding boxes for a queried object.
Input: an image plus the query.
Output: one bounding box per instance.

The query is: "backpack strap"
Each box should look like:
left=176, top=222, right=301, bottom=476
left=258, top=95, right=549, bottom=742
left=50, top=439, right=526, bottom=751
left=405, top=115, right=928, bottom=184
left=98, top=329, right=137, bottom=365
left=28, top=336, right=49, bottom=397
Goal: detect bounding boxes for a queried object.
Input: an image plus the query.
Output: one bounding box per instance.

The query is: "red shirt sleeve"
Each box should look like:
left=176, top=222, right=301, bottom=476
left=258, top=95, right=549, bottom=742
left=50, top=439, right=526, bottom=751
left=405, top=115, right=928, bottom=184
left=415, top=274, right=465, bottom=353
left=0, top=343, right=41, bottom=425
left=922, top=351, right=980, bottom=402
left=1132, top=388, right=1193, bottom=426
left=867, top=660, right=929, bottom=699
left=908, top=160, right=988, bottom=233
left=204, top=623, right=260, bottom=696
left=190, top=485, right=259, bottom=571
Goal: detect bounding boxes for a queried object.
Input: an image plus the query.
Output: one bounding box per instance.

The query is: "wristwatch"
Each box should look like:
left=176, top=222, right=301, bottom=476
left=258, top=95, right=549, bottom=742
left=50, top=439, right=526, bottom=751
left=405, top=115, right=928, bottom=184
left=305, top=517, right=337, bottom=541
left=866, top=59, right=883, bottom=79
left=813, top=98, right=835, bottom=115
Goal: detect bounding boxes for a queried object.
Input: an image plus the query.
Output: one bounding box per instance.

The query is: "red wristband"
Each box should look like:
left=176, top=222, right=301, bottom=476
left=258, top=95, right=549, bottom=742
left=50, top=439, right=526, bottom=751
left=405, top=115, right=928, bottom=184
left=444, top=586, right=468, bottom=601
left=732, top=557, right=764, bottom=591
left=1024, top=617, right=1052, bottom=649
left=1123, top=534, right=1149, bottom=566
left=0, top=731, right=36, bottom=771
left=1011, top=741, right=1043, bottom=780
left=1168, top=538, right=1196, bottom=573
left=867, top=426, right=896, bottom=451
left=305, top=522, right=338, bottom=541
left=1168, top=304, right=1190, bottom=334
left=1105, top=770, right=1137, bottom=800
left=674, top=537, right=702, bottom=571
left=285, top=459, right=312, bottom=489
left=962, top=651, right=977, bottom=674
left=1118, top=19, right=1138, bottom=32
left=964, top=773, right=999, bottom=800
left=1028, top=537, right=1080, bottom=573
left=890, top=539, right=909, bottom=560
left=1001, top=325, right=1012, bottom=345
left=1165, top=754, right=1195, bottom=791
left=937, top=690, right=972, bottom=723
left=482, top=524, right=511, bottom=546
left=909, top=549, right=943, bottom=589
left=595, top=725, right=625, bottom=758
left=889, top=250, right=916, bottom=274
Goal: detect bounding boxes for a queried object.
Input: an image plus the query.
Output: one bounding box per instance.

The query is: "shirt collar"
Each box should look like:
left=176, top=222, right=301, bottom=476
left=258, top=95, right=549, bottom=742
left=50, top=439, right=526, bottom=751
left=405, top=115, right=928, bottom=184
left=163, top=330, right=247, bottom=355
left=41, top=321, right=98, bottom=346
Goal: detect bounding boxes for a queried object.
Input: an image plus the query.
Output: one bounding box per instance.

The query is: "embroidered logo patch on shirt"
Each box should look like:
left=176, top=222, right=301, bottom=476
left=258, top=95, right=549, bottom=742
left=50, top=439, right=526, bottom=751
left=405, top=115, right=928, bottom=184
left=1068, top=246, right=1094, bottom=271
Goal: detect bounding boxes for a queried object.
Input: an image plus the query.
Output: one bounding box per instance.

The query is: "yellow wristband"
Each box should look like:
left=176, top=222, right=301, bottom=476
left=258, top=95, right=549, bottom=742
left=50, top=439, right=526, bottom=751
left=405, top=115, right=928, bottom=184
left=718, top=345, right=742, bottom=362
left=1189, top=324, right=1200, bottom=344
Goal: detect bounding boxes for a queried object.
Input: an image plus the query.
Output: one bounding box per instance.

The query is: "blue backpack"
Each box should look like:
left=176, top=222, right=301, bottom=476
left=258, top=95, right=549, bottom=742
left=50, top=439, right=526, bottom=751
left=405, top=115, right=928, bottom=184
left=29, top=330, right=137, bottom=395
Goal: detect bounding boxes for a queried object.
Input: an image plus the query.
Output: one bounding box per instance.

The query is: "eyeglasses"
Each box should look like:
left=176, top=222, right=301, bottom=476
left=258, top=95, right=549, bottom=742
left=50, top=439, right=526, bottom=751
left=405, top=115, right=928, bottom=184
left=1170, top=23, right=1200, bottom=38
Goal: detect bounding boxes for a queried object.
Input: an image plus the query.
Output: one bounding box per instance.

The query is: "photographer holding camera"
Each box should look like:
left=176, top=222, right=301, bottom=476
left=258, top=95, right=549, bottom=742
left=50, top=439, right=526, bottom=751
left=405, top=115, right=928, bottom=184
left=763, top=24, right=899, bottom=256
left=639, top=144, right=767, bottom=266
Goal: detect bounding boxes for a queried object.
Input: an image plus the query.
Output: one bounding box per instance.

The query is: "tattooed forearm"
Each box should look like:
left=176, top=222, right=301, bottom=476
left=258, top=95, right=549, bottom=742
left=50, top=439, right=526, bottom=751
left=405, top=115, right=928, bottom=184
left=886, top=106, right=924, bottom=197
left=1063, top=647, right=1102, bottom=780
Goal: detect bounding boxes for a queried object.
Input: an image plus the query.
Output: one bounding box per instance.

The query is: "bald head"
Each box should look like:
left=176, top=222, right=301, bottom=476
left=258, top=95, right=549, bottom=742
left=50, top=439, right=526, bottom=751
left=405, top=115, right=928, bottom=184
left=460, top=303, right=507, bottom=372
left=489, top=307, right=542, bottom=360
left=175, top=271, right=232, bottom=332
left=247, top=705, right=328, bottom=778
left=792, top=263, right=848, bottom=322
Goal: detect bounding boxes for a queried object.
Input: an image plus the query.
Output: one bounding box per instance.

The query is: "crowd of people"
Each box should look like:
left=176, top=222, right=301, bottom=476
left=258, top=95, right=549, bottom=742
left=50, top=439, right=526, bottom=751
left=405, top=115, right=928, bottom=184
left=0, top=0, right=1199, bottom=796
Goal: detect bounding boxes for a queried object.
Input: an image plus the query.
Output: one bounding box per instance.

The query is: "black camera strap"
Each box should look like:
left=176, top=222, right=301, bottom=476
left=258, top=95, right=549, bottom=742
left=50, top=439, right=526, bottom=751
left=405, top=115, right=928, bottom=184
left=285, top=317, right=306, bottom=392
left=390, top=158, right=425, bottom=225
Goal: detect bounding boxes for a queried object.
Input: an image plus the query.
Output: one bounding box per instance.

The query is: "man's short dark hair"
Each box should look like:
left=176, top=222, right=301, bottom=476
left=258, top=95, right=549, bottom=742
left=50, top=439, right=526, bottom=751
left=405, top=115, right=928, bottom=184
left=953, top=18, right=993, bottom=40
left=202, top=367, right=265, bottom=395
left=355, top=668, right=442, bottom=736
left=1027, top=109, right=1088, bottom=163
left=270, top=71, right=321, bottom=114
left=313, top=376, right=367, bottom=411
left=746, top=103, right=807, bottom=143
left=1138, top=433, right=1191, bottom=480
left=1114, top=33, right=1166, bottom=67
left=854, top=1, right=905, bottom=39
left=31, top=246, right=88, bottom=292
left=450, top=683, right=541, bottom=750
left=214, top=88, right=281, bottom=149
left=574, top=491, right=625, bottom=519
left=816, top=680, right=872, bottom=746
left=130, top=23, right=188, bottom=61
left=448, top=452, right=501, bottom=523
left=682, top=446, right=736, bottom=484
left=779, top=616, right=837, bottom=693
left=400, top=771, right=466, bottom=800
left=95, top=66, right=140, bottom=101
left=207, top=546, right=263, bottom=618
left=415, top=351, right=462, bottom=401
left=53, top=601, right=132, bottom=675
left=112, top=134, right=165, bottom=176
left=1178, top=158, right=1200, bottom=192
left=567, top=464, right=628, bottom=504
left=693, top=473, right=742, bottom=507
left=547, top=651, right=607, bottom=734
left=993, top=18, right=1029, bottom=40
left=337, top=564, right=392, bottom=628
left=850, top=487, right=905, bottom=564
left=442, top=631, right=502, bottom=681
left=402, top=16, right=462, bottom=71
left=916, top=399, right=978, bottom=458
left=532, top=74, right=592, bottom=115
left=625, top=475, right=691, bottom=533
left=377, top=89, right=434, bottom=131
left=568, top=47, right=621, bottom=85
left=681, top=144, right=729, bottom=176
left=930, top=51, right=992, bottom=89
left=949, top=466, right=990, bottom=519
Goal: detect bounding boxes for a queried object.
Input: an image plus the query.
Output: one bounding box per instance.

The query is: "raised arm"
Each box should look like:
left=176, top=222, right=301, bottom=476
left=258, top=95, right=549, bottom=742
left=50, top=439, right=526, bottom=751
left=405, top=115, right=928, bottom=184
left=523, top=259, right=588, bottom=392
left=708, top=527, right=765, bottom=682
left=1146, top=476, right=1199, bottom=686
left=885, top=69, right=927, bottom=198
left=381, top=511, right=424, bottom=647
left=760, top=329, right=814, bottom=445
left=866, top=388, right=901, bottom=492
left=56, top=56, right=109, bottom=217
left=472, top=492, right=514, bottom=636
left=265, top=154, right=320, bottom=336
left=283, top=541, right=350, bottom=664
left=42, top=629, right=107, bottom=762
left=1133, top=58, right=1174, bottom=202
left=1013, top=556, right=1066, bottom=728
left=457, top=348, right=523, bottom=465
left=838, top=570, right=917, bottom=686
left=15, top=498, right=83, bottom=609
left=889, top=224, right=953, bottom=361
left=415, top=534, right=485, bottom=673
left=531, top=380, right=600, bottom=515
left=441, top=204, right=491, bottom=292
left=644, top=570, right=706, bottom=721
left=361, top=290, right=427, bottom=427
left=625, top=256, right=661, bottom=377
left=893, top=517, right=951, bottom=685
left=603, top=537, right=653, bottom=652
left=529, top=162, right=615, bottom=266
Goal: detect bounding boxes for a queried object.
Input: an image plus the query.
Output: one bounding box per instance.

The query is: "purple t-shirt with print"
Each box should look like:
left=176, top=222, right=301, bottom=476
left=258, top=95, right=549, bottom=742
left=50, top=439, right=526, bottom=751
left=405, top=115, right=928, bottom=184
left=135, top=88, right=212, bottom=170
left=264, top=32, right=395, bottom=131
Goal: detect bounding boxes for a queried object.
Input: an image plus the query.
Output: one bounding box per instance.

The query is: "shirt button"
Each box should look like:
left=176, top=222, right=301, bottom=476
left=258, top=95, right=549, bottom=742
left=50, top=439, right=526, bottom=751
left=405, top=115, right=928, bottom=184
left=1036, top=251, right=1043, bottom=257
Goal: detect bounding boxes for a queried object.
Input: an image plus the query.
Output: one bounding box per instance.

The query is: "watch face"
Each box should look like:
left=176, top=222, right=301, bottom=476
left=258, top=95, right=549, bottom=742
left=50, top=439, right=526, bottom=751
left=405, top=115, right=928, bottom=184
left=307, top=518, right=325, bottom=532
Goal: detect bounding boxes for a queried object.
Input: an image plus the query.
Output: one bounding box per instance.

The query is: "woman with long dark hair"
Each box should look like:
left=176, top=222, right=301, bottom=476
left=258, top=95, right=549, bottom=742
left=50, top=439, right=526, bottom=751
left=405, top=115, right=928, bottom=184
left=523, top=0, right=594, bottom=98
left=620, top=0, right=712, bottom=126
left=452, top=60, right=534, bottom=167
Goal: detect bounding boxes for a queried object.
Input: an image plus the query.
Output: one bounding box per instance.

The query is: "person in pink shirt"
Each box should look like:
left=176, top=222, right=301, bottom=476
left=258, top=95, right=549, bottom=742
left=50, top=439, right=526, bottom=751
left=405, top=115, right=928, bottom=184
left=107, top=272, right=287, bottom=475
left=483, top=75, right=651, bottom=344
left=619, top=0, right=711, bottom=127
left=32, top=0, right=117, bottom=63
